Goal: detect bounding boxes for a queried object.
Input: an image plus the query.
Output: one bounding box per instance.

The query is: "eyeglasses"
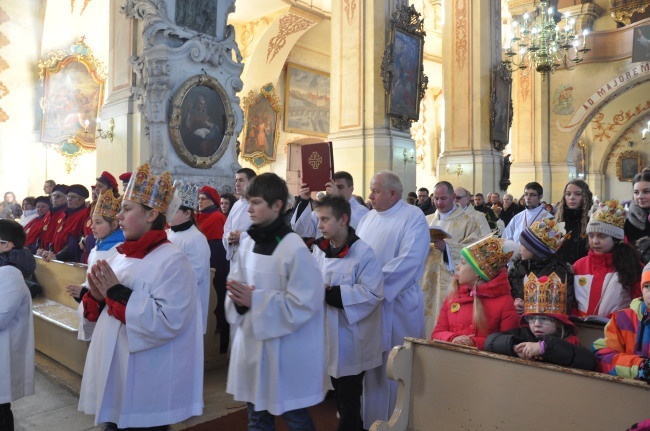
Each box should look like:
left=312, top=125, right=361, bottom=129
left=198, top=197, right=210, bottom=201
left=0, top=240, right=9, bottom=245
left=524, top=315, right=555, bottom=324
left=524, top=193, right=539, bottom=198
left=51, top=193, right=65, bottom=199
left=454, top=195, right=467, bottom=200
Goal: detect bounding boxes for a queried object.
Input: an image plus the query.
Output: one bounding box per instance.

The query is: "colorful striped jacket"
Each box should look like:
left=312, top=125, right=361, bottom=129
left=593, top=298, right=650, bottom=379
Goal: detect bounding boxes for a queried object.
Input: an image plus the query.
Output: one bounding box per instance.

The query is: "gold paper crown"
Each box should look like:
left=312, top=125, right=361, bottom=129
left=460, top=236, right=515, bottom=281
left=524, top=272, right=567, bottom=315
left=123, top=163, right=174, bottom=214
left=590, top=199, right=626, bottom=229
left=528, top=217, right=570, bottom=253
left=93, top=189, right=122, bottom=219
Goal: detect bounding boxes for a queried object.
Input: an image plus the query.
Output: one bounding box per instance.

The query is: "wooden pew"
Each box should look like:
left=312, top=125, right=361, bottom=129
left=32, top=257, right=226, bottom=376
left=370, top=337, right=650, bottom=431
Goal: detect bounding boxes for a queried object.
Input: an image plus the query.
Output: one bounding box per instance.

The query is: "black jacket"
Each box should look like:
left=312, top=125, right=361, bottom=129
left=484, top=327, right=596, bottom=371
left=555, top=208, right=589, bottom=265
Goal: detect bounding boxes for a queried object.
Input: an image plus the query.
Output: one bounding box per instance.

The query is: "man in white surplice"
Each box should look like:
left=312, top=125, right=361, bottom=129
left=421, top=182, right=484, bottom=335
left=502, top=182, right=549, bottom=249
left=291, top=171, right=369, bottom=239
left=356, top=171, right=429, bottom=429
left=222, top=168, right=256, bottom=262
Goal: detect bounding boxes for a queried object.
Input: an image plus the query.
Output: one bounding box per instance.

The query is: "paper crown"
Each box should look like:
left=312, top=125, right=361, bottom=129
left=123, top=163, right=174, bottom=214
left=520, top=217, right=570, bottom=258
left=176, top=182, right=200, bottom=209
left=93, top=189, right=122, bottom=219
left=523, top=272, right=575, bottom=333
left=460, top=236, right=516, bottom=281
left=587, top=199, right=626, bottom=240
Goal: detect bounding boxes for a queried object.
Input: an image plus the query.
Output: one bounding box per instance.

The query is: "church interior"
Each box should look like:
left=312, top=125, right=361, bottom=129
left=0, top=0, right=649, bottom=206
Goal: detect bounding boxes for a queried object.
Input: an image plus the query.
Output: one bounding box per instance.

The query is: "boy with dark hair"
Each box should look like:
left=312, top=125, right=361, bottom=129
left=502, top=181, right=550, bottom=247
left=225, top=173, right=326, bottom=431
left=311, top=195, right=383, bottom=431
left=0, top=219, right=35, bottom=431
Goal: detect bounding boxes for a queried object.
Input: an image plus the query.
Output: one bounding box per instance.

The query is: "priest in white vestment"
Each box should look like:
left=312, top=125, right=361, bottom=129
left=222, top=168, right=256, bottom=262
left=455, top=187, right=492, bottom=237
left=356, top=171, right=430, bottom=429
left=422, top=182, right=485, bottom=335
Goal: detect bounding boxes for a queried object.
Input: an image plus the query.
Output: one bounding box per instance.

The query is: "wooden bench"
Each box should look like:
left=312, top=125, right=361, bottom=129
left=32, top=257, right=226, bottom=376
left=370, top=336, right=650, bottom=431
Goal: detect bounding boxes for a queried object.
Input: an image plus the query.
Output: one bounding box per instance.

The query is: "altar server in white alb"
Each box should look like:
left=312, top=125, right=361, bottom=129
left=167, top=182, right=211, bottom=333
left=222, top=168, right=256, bottom=262
left=69, top=189, right=125, bottom=341
left=356, top=171, right=430, bottom=429
left=291, top=171, right=369, bottom=240
left=78, top=164, right=203, bottom=431
left=312, top=195, right=384, bottom=431
left=0, top=219, right=35, bottom=431
left=225, top=173, right=326, bottom=430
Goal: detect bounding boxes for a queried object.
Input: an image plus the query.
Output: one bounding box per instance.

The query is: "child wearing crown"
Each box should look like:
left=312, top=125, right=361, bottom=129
left=66, top=190, right=125, bottom=309
left=593, top=262, right=650, bottom=383
left=572, top=200, right=643, bottom=318
left=431, top=236, right=520, bottom=350
left=508, top=216, right=575, bottom=315
left=485, top=272, right=596, bottom=370
left=77, top=164, right=203, bottom=430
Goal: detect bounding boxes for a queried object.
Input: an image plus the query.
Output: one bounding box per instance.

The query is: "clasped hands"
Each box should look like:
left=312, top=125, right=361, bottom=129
left=86, top=260, right=120, bottom=301
left=226, top=280, right=255, bottom=308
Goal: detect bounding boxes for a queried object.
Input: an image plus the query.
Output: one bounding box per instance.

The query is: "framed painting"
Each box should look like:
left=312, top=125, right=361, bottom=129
left=242, top=83, right=282, bottom=169
left=616, top=151, right=641, bottom=182
left=380, top=4, right=428, bottom=130
left=284, top=63, right=329, bottom=137
left=490, top=63, right=513, bottom=152
left=169, top=74, right=234, bottom=168
left=39, top=39, right=106, bottom=150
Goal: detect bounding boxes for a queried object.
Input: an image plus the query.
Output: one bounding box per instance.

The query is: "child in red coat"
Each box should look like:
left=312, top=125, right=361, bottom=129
left=432, top=236, right=520, bottom=350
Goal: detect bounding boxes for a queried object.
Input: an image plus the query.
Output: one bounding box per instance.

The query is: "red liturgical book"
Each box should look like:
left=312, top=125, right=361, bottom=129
left=301, top=142, right=334, bottom=191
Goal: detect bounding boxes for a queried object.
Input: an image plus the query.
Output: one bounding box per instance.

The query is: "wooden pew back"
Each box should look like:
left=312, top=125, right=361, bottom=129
left=371, top=338, right=650, bottom=431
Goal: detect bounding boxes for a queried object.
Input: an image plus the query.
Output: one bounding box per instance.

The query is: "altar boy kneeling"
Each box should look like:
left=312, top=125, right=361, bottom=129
left=312, top=195, right=384, bottom=431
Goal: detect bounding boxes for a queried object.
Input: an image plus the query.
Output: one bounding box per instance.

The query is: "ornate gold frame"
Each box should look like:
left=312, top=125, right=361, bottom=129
left=169, top=74, right=235, bottom=168
left=380, top=4, right=428, bottom=130
left=38, top=38, right=106, bottom=173
left=616, top=150, right=642, bottom=182
left=242, top=83, right=282, bottom=169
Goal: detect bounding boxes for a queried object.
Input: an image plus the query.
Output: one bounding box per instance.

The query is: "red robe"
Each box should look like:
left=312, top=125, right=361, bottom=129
left=41, top=206, right=66, bottom=251
left=52, top=206, right=89, bottom=254
left=196, top=206, right=226, bottom=240
left=24, top=214, right=49, bottom=252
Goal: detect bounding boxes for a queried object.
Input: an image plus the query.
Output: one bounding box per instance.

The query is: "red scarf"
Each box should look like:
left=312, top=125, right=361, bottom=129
left=117, top=230, right=169, bottom=259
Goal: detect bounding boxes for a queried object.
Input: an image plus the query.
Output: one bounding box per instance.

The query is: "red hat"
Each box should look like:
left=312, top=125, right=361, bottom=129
left=119, top=172, right=132, bottom=183
left=199, top=186, right=220, bottom=205
left=97, top=171, right=119, bottom=193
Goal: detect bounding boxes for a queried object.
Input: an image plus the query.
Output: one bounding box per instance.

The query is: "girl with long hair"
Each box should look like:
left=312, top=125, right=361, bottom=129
left=554, top=179, right=593, bottom=264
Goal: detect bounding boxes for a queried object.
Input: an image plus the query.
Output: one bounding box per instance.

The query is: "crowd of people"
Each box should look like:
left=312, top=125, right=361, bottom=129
left=1, top=165, right=650, bottom=431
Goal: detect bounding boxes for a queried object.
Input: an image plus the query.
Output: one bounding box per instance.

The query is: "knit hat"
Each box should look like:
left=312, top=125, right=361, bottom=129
left=642, top=261, right=650, bottom=287
left=34, top=196, right=52, bottom=208
left=123, top=163, right=174, bottom=214
left=93, top=189, right=122, bottom=219
left=522, top=272, right=576, bottom=334
left=97, top=171, right=119, bottom=193
left=519, top=217, right=570, bottom=258
left=67, top=184, right=90, bottom=199
left=460, top=236, right=516, bottom=281
left=176, top=182, right=200, bottom=209
left=199, top=186, right=220, bottom=205
left=586, top=199, right=626, bottom=240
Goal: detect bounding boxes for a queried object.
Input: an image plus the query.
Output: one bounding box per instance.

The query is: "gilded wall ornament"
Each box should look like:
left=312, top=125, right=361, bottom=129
left=267, top=14, right=315, bottom=64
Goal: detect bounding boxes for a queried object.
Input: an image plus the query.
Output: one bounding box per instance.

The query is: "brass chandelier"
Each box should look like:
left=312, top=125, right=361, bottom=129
left=503, top=0, right=590, bottom=80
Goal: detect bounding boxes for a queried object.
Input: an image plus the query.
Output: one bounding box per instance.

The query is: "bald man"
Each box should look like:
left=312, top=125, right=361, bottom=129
left=356, top=171, right=429, bottom=429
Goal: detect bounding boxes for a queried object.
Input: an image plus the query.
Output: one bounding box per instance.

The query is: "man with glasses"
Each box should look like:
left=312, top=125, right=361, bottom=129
left=416, top=187, right=435, bottom=215
left=502, top=182, right=549, bottom=247
left=421, top=181, right=484, bottom=334
left=43, top=184, right=89, bottom=263
left=455, top=187, right=491, bottom=237
left=37, top=184, right=68, bottom=257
